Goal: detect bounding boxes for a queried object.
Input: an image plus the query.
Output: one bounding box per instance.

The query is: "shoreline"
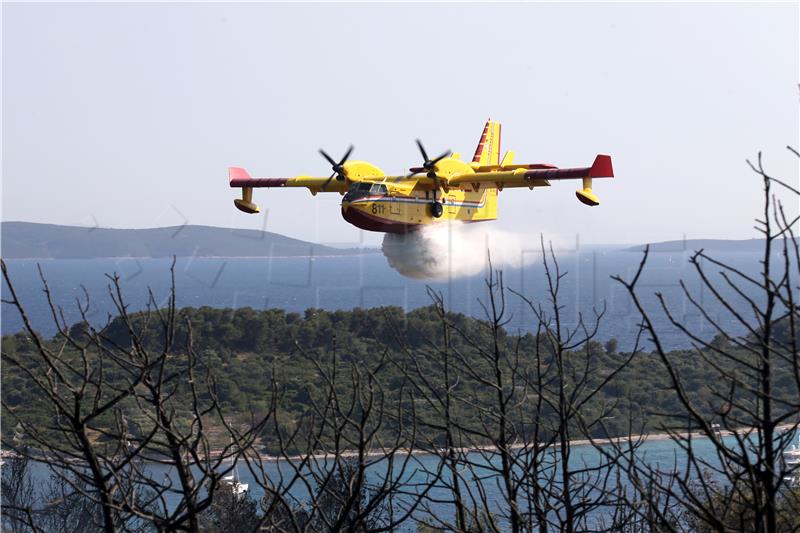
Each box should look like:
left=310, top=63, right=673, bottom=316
left=252, top=423, right=798, bottom=465
left=7, top=424, right=795, bottom=466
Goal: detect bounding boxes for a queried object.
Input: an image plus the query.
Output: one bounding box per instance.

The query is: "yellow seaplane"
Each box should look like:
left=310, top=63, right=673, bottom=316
left=229, top=120, right=614, bottom=234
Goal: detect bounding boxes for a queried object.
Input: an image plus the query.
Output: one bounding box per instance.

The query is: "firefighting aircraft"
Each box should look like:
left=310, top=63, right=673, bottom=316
left=229, top=120, right=614, bottom=234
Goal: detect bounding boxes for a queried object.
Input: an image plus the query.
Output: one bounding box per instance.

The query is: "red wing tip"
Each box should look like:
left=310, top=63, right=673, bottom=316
left=228, top=167, right=252, bottom=183
left=589, top=155, right=614, bottom=178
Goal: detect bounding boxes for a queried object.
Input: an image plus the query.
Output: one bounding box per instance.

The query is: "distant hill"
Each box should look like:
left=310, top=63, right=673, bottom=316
left=1, top=222, right=374, bottom=259
left=624, top=238, right=766, bottom=253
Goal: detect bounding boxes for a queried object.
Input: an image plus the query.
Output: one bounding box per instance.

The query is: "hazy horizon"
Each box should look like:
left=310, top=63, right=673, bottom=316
left=0, top=219, right=775, bottom=250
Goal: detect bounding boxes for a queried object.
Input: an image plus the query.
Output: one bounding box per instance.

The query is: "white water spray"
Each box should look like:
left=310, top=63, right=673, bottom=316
left=382, top=221, right=549, bottom=280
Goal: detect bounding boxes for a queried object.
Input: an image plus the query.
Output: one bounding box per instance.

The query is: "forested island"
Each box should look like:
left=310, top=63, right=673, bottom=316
left=4, top=304, right=798, bottom=455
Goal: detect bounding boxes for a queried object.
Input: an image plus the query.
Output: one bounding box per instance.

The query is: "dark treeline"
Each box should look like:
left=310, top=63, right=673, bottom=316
left=3, top=304, right=799, bottom=455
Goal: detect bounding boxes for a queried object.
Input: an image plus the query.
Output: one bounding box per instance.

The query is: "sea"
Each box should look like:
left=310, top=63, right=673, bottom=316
left=17, top=431, right=799, bottom=530
left=0, top=248, right=778, bottom=350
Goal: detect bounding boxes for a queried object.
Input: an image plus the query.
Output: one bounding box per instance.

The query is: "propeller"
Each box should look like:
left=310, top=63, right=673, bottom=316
left=319, top=145, right=354, bottom=190
left=412, top=139, right=451, bottom=178
left=411, top=139, right=450, bottom=201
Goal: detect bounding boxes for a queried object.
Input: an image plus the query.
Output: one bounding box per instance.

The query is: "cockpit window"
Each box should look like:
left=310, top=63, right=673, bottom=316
left=343, top=182, right=388, bottom=202
left=349, top=182, right=387, bottom=193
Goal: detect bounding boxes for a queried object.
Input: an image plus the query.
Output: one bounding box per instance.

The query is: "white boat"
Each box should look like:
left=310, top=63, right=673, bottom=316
left=784, top=434, right=800, bottom=464
left=783, top=434, right=800, bottom=487
left=222, top=464, right=249, bottom=497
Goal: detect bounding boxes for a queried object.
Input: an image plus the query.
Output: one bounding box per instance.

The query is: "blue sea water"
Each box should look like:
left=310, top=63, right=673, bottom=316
left=20, top=431, right=796, bottom=530
left=1, top=248, right=774, bottom=350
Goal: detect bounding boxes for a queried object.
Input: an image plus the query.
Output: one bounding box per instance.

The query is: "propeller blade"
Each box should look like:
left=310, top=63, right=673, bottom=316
left=415, top=139, right=429, bottom=163
left=320, top=145, right=355, bottom=183
left=338, top=145, right=354, bottom=166
left=432, top=150, right=451, bottom=164
left=321, top=171, right=336, bottom=191
left=319, top=149, right=337, bottom=167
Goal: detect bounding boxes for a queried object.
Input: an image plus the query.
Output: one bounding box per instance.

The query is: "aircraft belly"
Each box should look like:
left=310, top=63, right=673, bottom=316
left=341, top=204, right=421, bottom=234
left=341, top=188, right=497, bottom=233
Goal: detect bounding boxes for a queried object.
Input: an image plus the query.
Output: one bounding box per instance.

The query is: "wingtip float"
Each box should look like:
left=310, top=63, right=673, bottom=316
left=229, top=120, right=614, bottom=234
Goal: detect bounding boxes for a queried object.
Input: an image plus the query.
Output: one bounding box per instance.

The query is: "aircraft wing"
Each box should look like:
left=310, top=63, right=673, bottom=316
left=229, top=167, right=348, bottom=213
left=229, top=167, right=349, bottom=194
left=446, top=155, right=614, bottom=189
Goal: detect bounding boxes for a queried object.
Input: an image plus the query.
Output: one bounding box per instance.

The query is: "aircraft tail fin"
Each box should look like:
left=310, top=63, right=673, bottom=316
left=472, top=119, right=502, bottom=166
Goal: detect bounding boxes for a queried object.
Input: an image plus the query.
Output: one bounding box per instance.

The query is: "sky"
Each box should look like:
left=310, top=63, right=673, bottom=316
left=2, top=2, right=798, bottom=247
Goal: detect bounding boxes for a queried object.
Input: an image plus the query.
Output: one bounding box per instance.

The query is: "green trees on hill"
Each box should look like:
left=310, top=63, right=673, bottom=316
left=4, top=304, right=799, bottom=453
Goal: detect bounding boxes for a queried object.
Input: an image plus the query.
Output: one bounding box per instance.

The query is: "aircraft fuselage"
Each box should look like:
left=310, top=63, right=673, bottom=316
left=340, top=182, right=498, bottom=234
